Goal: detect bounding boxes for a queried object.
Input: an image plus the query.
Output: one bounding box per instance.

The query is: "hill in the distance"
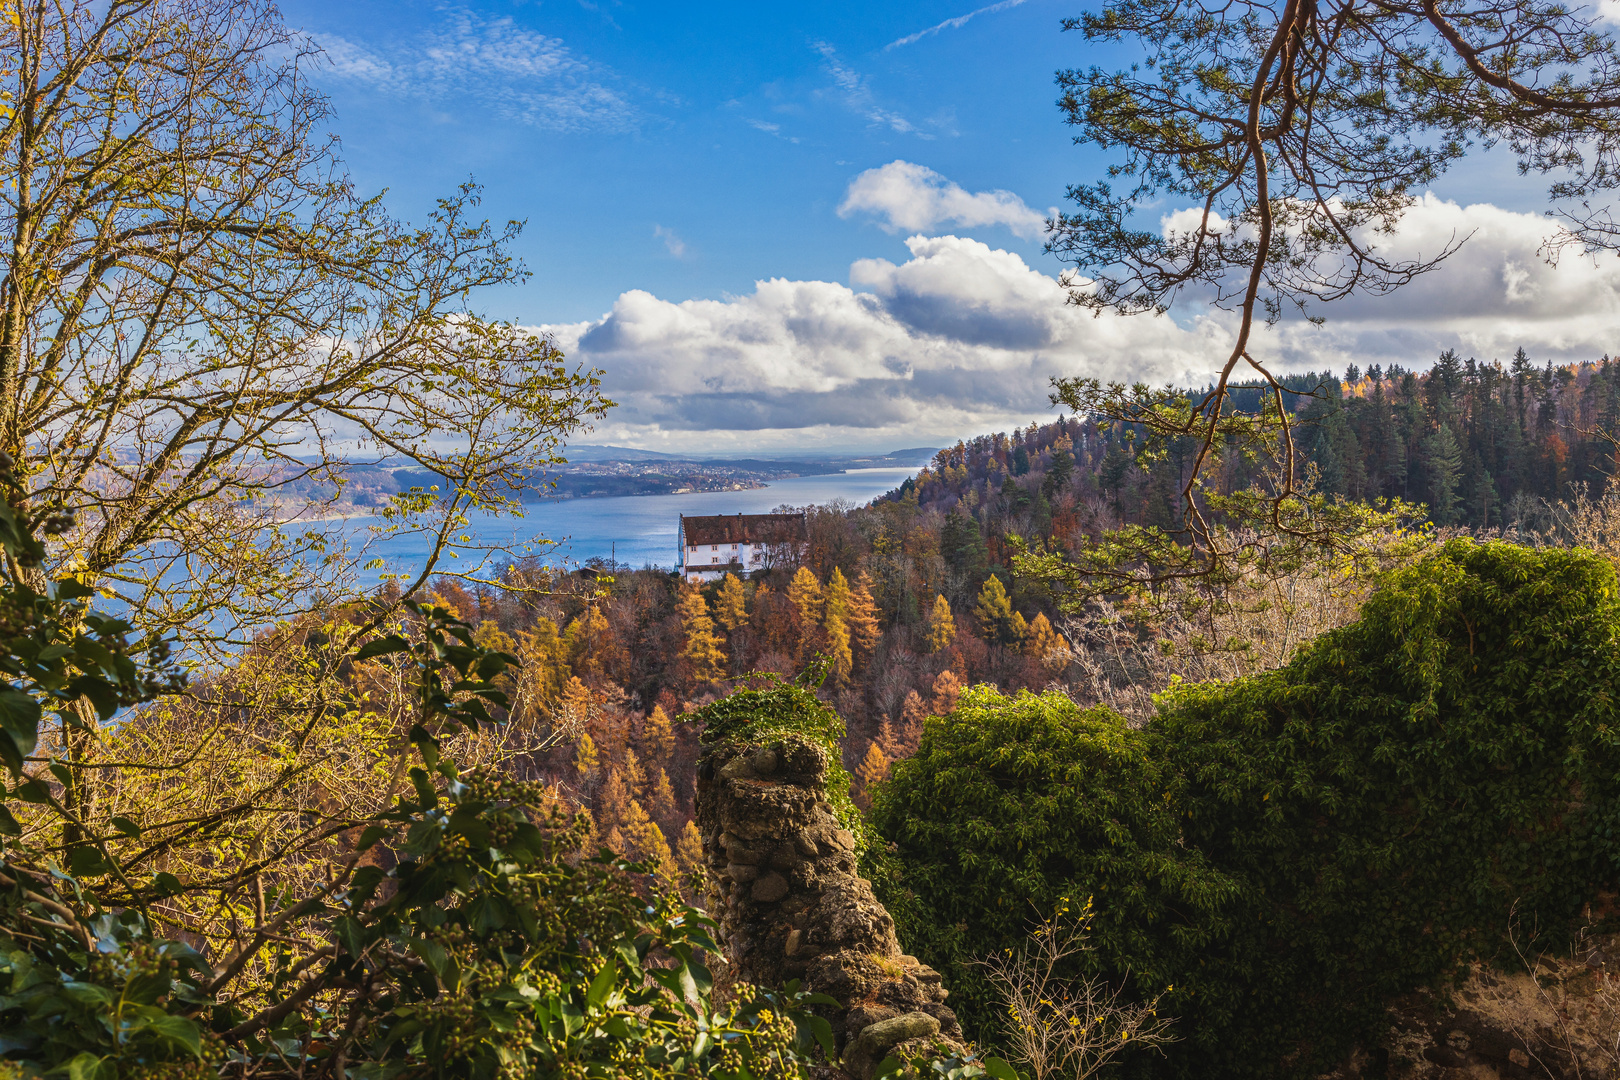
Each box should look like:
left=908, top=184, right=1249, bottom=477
left=558, top=444, right=937, bottom=467
left=541, top=445, right=939, bottom=499
left=557, top=444, right=682, bottom=463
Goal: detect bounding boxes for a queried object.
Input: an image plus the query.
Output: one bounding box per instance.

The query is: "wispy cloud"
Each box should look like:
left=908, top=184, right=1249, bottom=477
left=742, top=116, right=802, bottom=143
left=653, top=225, right=687, bottom=258
left=886, top=0, right=1029, bottom=50
left=314, top=9, right=635, bottom=133
left=812, top=41, right=933, bottom=138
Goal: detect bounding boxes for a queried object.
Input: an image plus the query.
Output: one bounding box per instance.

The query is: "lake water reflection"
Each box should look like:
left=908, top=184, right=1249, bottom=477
left=334, top=466, right=921, bottom=587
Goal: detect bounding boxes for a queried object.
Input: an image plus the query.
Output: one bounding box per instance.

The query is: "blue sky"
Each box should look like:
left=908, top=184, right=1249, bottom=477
left=281, top=0, right=1620, bottom=453
left=281, top=0, right=1085, bottom=320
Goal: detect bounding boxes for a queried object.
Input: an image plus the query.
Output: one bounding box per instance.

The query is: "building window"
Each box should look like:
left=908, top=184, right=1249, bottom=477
left=711, top=556, right=719, bottom=563
left=711, top=545, right=718, bottom=551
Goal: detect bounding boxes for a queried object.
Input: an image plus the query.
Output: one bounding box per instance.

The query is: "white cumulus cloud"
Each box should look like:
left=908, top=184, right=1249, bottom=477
left=1250, top=195, right=1620, bottom=370
left=839, top=161, right=1047, bottom=239
left=542, top=234, right=1226, bottom=451
left=534, top=186, right=1620, bottom=454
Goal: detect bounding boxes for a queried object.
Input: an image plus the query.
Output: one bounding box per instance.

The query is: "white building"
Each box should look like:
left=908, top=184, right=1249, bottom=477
left=678, top=512, right=808, bottom=584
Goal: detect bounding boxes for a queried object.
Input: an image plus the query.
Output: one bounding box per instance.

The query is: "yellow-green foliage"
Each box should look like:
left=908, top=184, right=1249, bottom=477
left=874, top=540, right=1620, bottom=1080
left=0, top=601, right=836, bottom=1080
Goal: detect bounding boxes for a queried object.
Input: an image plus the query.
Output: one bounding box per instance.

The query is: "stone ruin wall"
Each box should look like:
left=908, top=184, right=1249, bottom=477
left=693, top=733, right=965, bottom=1080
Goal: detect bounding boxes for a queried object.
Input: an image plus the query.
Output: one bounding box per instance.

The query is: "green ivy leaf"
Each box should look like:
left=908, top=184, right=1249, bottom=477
left=332, top=915, right=365, bottom=959
left=137, top=1014, right=204, bottom=1058
left=585, top=958, right=617, bottom=1011
left=64, top=1051, right=106, bottom=1080
left=67, top=845, right=111, bottom=877
left=355, top=634, right=410, bottom=661
left=982, top=1057, right=1020, bottom=1080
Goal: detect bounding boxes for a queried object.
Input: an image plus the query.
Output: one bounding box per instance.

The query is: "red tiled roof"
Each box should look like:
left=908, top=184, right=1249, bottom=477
left=680, top=512, right=806, bottom=546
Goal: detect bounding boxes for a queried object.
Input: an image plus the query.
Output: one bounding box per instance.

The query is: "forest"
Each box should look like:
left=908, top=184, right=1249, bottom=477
left=348, top=349, right=1620, bottom=891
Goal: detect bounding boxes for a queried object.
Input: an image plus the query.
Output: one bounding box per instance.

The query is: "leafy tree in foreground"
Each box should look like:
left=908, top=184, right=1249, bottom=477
left=1032, top=0, right=1620, bottom=591
left=0, top=0, right=609, bottom=658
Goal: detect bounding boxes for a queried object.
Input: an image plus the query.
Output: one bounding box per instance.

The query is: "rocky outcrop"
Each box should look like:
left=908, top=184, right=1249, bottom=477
left=1329, top=934, right=1620, bottom=1080
left=694, top=733, right=964, bottom=1079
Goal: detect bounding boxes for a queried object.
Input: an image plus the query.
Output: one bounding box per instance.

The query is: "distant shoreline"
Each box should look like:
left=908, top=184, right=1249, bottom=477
left=267, top=464, right=924, bottom=525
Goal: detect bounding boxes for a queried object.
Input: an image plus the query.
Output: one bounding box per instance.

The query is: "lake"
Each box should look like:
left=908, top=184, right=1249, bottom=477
left=330, top=466, right=921, bottom=587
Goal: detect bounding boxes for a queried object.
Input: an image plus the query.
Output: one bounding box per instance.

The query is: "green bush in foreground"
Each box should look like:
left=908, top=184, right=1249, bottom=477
left=865, top=685, right=1229, bottom=1054
left=872, top=539, right=1620, bottom=1079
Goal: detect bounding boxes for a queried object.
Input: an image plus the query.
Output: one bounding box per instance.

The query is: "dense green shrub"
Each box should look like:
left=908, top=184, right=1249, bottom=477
left=866, top=686, right=1230, bottom=1051
left=872, top=539, right=1620, bottom=1079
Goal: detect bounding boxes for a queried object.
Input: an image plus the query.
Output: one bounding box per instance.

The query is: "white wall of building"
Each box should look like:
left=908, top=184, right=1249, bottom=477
left=682, top=539, right=761, bottom=583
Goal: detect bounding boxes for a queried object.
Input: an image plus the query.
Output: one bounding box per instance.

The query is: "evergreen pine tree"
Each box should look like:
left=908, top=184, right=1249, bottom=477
left=1424, top=423, right=1464, bottom=525
left=1100, top=442, right=1134, bottom=515
left=1042, top=445, right=1076, bottom=499
left=940, top=511, right=990, bottom=582
left=1512, top=347, right=1534, bottom=431
left=1472, top=466, right=1498, bottom=528
left=1144, top=462, right=1180, bottom=531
